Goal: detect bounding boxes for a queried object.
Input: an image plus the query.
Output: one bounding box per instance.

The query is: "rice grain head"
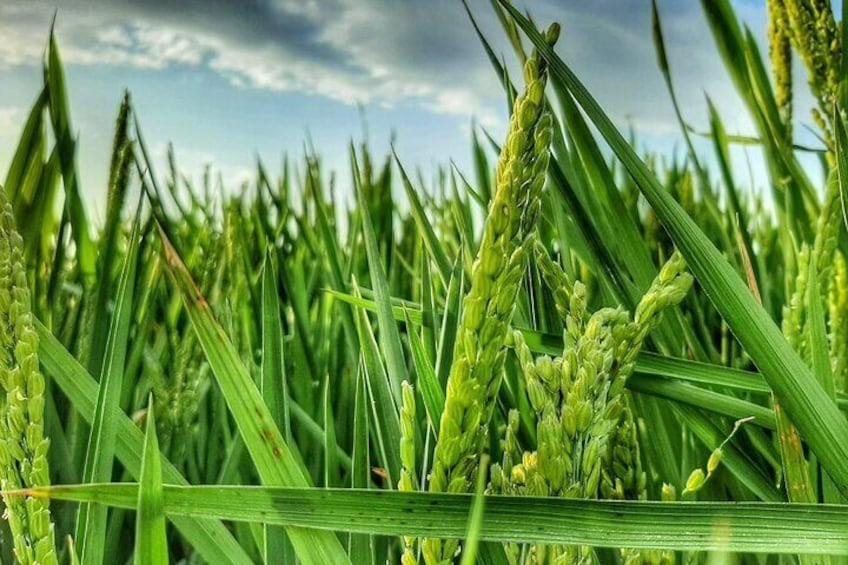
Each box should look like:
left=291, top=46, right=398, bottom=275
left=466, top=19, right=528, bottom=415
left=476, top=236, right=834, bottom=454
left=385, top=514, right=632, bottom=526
left=423, top=22, right=560, bottom=565
left=0, top=188, right=58, bottom=565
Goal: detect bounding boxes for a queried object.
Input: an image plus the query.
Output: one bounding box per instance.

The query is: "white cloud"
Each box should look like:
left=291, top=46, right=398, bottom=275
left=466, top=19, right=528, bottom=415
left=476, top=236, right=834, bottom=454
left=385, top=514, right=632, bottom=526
left=0, top=0, right=822, bottom=183
left=0, top=1, right=506, bottom=126
left=0, top=107, right=25, bottom=176
left=0, top=25, right=46, bottom=68
left=0, top=106, right=24, bottom=131
left=95, top=25, right=133, bottom=48
left=150, top=142, right=252, bottom=194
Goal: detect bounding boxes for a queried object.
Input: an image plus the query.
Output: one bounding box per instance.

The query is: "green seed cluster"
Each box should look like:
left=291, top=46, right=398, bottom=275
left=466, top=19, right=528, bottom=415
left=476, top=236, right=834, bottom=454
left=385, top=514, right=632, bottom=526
left=780, top=0, right=840, bottom=134
left=533, top=240, right=573, bottom=324
left=628, top=252, right=692, bottom=361
left=781, top=176, right=843, bottom=402
left=811, top=173, right=842, bottom=297
left=829, top=253, right=848, bottom=392
left=0, top=191, right=57, bottom=565
left=504, top=306, right=636, bottom=500
left=782, top=244, right=811, bottom=356
left=767, top=0, right=793, bottom=136
left=423, top=23, right=559, bottom=565
left=152, top=330, right=208, bottom=461
left=490, top=252, right=692, bottom=565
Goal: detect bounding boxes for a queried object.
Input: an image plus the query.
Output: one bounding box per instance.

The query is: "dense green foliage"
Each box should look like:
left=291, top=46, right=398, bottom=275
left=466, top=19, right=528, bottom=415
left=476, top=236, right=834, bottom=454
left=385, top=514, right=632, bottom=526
left=2, top=0, right=848, bottom=563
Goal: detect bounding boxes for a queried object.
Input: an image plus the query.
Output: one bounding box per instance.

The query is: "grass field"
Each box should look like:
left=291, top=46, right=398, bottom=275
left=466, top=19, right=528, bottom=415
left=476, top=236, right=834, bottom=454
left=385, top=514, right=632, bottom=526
left=1, top=0, right=848, bottom=563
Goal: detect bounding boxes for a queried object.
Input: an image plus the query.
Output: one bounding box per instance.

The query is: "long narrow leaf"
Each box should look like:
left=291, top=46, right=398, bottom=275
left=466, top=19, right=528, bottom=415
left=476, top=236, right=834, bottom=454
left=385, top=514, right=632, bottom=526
left=20, top=485, right=848, bottom=555
left=76, top=211, right=140, bottom=565
left=135, top=399, right=168, bottom=565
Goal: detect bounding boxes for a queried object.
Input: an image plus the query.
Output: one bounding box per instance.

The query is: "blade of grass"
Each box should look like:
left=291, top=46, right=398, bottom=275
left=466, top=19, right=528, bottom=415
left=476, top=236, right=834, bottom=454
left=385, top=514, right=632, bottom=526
left=135, top=398, right=168, bottom=565
left=260, top=250, right=295, bottom=565
left=394, top=151, right=451, bottom=285
left=351, top=279, right=401, bottom=486
left=628, top=375, right=775, bottom=430
left=21, top=485, right=848, bottom=555
left=634, top=352, right=769, bottom=393
left=436, top=258, right=463, bottom=388
left=420, top=254, right=437, bottom=362
left=460, top=455, right=489, bottom=565
left=86, top=93, right=133, bottom=380
left=807, top=263, right=841, bottom=505
left=4, top=87, right=47, bottom=205
left=354, top=146, right=407, bottom=404
left=403, top=307, right=445, bottom=434
left=835, top=116, right=848, bottom=238
left=326, top=289, right=422, bottom=325
left=348, top=369, right=374, bottom=564
left=76, top=209, right=140, bottom=565
left=323, top=374, right=339, bottom=487
left=44, top=29, right=95, bottom=285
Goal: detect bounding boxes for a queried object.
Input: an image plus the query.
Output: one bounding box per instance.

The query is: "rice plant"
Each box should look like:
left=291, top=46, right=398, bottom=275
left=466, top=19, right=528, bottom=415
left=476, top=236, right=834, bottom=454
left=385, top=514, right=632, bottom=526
left=1, top=0, right=848, bottom=563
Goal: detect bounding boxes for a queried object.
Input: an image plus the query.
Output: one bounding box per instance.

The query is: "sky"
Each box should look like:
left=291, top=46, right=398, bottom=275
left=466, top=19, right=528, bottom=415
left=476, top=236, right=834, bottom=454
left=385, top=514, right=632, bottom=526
left=0, top=0, right=826, bottom=224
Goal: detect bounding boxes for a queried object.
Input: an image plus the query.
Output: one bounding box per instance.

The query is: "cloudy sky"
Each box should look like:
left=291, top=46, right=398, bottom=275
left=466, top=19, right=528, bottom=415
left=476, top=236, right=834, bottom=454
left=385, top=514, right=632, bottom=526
left=0, top=0, right=824, bottom=220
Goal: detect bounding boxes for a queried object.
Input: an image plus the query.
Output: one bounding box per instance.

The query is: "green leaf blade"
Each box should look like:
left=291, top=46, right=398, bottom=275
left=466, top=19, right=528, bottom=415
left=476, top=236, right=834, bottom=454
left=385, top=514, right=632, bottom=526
left=135, top=399, right=169, bottom=565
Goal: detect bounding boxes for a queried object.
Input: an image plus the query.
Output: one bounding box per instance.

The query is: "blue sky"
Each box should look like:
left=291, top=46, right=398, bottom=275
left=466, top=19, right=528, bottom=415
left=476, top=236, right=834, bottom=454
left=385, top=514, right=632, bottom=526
left=0, top=0, right=825, bottom=222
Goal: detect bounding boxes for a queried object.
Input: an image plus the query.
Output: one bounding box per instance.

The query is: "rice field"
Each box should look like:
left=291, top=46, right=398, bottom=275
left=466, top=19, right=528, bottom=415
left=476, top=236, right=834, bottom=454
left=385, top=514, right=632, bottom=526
left=1, top=0, right=848, bottom=563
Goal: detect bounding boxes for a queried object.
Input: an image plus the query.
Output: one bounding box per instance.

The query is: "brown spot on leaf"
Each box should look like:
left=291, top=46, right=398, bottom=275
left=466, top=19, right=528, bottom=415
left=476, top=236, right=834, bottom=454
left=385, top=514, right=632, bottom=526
left=157, top=221, right=208, bottom=308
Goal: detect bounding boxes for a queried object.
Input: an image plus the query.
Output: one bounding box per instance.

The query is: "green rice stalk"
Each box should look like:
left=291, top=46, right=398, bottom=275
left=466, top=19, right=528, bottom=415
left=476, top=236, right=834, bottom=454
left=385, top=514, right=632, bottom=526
left=828, top=252, right=848, bottom=392
left=0, top=189, right=58, bottom=565
left=423, top=23, right=559, bottom=565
